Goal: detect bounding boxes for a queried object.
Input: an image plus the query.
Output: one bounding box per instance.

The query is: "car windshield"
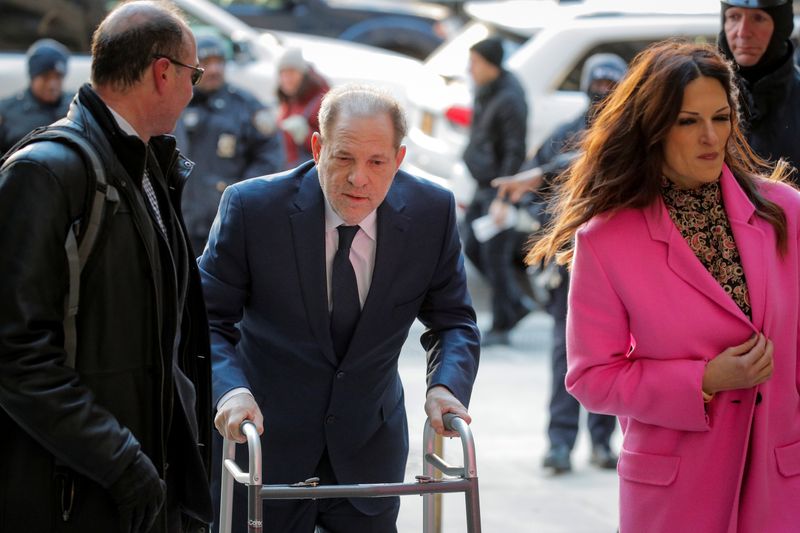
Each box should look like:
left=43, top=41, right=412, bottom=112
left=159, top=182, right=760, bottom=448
left=424, top=21, right=529, bottom=83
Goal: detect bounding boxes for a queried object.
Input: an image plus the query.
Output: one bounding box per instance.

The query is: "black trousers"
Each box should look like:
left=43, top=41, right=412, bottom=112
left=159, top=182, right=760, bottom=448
left=546, top=266, right=617, bottom=450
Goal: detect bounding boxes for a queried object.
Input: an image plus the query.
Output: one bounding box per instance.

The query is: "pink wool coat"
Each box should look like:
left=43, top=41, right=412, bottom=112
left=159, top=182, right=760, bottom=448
left=566, top=165, right=800, bottom=532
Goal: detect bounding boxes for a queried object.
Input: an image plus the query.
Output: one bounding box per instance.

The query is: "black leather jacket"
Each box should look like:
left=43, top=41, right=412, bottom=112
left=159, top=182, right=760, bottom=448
left=0, top=85, right=212, bottom=532
left=737, top=43, right=800, bottom=179
left=463, top=69, right=528, bottom=189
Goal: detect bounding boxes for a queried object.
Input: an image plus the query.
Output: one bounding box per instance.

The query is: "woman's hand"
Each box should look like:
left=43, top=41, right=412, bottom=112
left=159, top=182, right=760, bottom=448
left=702, top=333, right=773, bottom=394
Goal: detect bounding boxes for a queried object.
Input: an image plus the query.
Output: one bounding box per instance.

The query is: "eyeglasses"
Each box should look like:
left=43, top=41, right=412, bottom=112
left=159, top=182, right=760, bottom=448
left=152, top=54, right=204, bottom=86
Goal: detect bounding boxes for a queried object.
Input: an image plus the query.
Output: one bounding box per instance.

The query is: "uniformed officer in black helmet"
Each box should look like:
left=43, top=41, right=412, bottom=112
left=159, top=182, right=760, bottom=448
left=0, top=39, right=73, bottom=155
left=719, top=0, right=800, bottom=177
left=177, top=34, right=285, bottom=253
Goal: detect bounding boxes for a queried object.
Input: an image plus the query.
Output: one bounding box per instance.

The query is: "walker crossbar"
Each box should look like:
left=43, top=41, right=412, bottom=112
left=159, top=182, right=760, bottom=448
left=218, top=413, right=481, bottom=533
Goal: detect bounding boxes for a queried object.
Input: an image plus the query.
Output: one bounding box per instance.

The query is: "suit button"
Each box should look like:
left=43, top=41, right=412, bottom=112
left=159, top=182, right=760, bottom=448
left=336, top=371, right=345, bottom=379
left=326, top=415, right=335, bottom=424
left=756, top=392, right=763, bottom=405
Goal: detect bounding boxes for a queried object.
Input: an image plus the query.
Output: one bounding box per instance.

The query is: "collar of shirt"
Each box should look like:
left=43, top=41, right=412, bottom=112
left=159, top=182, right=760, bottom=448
left=323, top=196, right=377, bottom=310
left=107, top=106, right=144, bottom=141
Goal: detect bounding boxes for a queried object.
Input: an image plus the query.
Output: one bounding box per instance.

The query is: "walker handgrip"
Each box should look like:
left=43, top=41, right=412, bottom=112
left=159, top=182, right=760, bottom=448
left=442, top=413, right=461, bottom=432
left=240, top=420, right=262, bottom=485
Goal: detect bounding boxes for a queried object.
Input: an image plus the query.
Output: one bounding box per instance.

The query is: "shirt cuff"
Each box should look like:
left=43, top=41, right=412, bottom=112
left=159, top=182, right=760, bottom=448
left=217, top=387, right=253, bottom=411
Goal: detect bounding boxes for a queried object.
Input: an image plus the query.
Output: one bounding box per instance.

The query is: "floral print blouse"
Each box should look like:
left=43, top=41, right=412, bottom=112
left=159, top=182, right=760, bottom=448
left=661, top=178, right=751, bottom=318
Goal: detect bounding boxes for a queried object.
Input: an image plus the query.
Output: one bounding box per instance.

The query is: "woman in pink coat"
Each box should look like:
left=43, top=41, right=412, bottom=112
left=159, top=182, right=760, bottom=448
left=528, top=41, right=800, bottom=532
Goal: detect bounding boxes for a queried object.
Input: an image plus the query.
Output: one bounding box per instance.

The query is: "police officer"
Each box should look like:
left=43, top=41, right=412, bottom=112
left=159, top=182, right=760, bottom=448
left=719, top=0, right=800, bottom=176
left=177, top=35, right=285, bottom=253
left=0, top=39, right=72, bottom=155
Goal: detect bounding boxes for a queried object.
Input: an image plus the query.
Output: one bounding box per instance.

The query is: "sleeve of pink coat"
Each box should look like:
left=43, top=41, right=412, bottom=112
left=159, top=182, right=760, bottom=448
left=565, top=228, right=710, bottom=432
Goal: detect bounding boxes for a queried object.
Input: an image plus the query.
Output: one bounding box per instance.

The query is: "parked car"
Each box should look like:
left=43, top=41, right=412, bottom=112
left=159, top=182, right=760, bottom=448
left=0, top=0, right=437, bottom=114
left=401, top=0, right=733, bottom=209
left=206, top=0, right=465, bottom=60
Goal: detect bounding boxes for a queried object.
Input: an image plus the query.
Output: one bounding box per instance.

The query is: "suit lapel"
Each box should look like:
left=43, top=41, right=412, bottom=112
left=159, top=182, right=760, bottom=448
left=643, top=171, right=751, bottom=326
left=289, top=168, right=338, bottom=365
left=344, top=181, right=411, bottom=364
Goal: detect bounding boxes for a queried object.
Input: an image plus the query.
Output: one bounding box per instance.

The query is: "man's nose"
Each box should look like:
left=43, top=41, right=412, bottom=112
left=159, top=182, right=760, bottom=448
left=348, top=163, right=369, bottom=187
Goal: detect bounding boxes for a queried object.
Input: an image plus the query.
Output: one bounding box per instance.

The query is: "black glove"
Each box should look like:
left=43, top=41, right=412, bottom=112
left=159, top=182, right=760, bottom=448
left=109, top=451, right=166, bottom=533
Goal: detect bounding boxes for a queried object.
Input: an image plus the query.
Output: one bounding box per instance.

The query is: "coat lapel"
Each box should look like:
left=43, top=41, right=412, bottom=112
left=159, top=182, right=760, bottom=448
left=289, top=168, right=338, bottom=365
left=719, top=167, right=767, bottom=330
left=643, top=167, right=754, bottom=327
left=344, top=181, right=411, bottom=364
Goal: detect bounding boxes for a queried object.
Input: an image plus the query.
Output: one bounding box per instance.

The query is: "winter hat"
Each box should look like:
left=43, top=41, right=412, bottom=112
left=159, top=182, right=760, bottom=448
left=719, top=0, right=794, bottom=81
left=27, top=39, right=69, bottom=79
left=580, top=53, right=628, bottom=95
left=278, top=47, right=308, bottom=73
left=470, top=37, right=504, bottom=68
left=196, top=35, right=226, bottom=61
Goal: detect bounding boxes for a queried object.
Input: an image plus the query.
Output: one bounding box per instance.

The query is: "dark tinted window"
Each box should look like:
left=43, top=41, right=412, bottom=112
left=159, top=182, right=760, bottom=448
left=0, top=0, right=107, bottom=53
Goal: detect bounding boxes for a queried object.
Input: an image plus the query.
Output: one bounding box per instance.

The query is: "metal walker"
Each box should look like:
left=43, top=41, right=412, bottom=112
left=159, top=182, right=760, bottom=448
left=219, top=413, right=481, bottom=532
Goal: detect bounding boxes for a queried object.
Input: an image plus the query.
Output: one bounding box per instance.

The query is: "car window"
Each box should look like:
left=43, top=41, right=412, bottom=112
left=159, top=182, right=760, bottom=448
left=0, top=0, right=108, bottom=53
left=0, top=0, right=238, bottom=60
left=557, top=35, right=715, bottom=92
left=210, top=0, right=290, bottom=11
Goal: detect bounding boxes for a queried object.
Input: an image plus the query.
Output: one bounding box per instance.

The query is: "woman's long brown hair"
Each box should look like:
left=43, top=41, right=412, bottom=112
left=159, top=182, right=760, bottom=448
left=527, top=40, right=791, bottom=266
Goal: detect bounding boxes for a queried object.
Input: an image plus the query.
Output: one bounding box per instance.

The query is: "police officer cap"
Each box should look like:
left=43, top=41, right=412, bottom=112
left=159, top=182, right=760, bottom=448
left=27, top=39, right=69, bottom=79
left=721, top=0, right=789, bottom=7
left=197, top=35, right=226, bottom=61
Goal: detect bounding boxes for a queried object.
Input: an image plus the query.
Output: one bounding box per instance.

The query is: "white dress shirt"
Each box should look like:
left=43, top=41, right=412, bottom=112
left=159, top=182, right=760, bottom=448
left=217, top=196, right=378, bottom=410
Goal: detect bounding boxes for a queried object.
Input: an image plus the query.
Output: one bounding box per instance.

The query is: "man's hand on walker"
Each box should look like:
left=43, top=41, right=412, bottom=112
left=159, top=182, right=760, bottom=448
left=425, top=385, right=471, bottom=437
left=215, top=392, right=264, bottom=443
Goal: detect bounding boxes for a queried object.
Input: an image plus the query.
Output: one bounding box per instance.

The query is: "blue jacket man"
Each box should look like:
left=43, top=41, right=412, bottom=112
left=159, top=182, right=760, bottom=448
left=176, top=35, right=284, bottom=252
left=0, top=39, right=72, bottom=154
left=200, top=85, right=480, bottom=532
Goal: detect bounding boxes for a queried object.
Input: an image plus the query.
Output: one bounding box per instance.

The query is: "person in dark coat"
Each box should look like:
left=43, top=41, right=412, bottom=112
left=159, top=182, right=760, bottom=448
left=0, top=38, right=72, bottom=154
left=462, top=36, right=532, bottom=346
left=718, top=0, right=800, bottom=177
left=495, top=54, right=628, bottom=473
left=0, top=2, right=213, bottom=532
left=176, top=35, right=285, bottom=253
left=202, top=84, right=479, bottom=532
left=277, top=47, right=331, bottom=168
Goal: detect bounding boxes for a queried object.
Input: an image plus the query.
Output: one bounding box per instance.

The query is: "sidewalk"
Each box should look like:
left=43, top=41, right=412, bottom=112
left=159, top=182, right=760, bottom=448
left=396, top=311, right=620, bottom=532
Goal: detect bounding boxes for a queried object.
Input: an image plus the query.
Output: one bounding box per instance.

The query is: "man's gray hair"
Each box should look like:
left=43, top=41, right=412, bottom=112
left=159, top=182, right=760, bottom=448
left=318, top=84, right=407, bottom=149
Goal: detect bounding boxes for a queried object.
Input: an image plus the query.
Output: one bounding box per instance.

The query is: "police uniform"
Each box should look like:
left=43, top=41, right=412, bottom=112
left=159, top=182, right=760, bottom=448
left=176, top=83, right=285, bottom=252
left=0, top=89, right=72, bottom=155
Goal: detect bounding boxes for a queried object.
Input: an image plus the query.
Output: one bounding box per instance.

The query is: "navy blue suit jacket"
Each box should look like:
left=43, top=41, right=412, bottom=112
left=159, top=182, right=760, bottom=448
left=199, top=161, right=480, bottom=514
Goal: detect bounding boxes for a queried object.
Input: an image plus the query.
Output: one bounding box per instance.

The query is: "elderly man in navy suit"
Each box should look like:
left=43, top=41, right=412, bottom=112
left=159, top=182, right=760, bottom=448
left=200, top=84, right=480, bottom=532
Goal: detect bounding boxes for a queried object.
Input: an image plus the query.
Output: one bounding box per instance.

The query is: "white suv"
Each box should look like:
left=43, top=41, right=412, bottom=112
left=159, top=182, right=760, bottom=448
left=401, top=0, right=728, bottom=208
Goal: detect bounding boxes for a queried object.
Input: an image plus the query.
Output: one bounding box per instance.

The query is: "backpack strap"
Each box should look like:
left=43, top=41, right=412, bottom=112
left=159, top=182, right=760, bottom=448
left=4, top=126, right=120, bottom=368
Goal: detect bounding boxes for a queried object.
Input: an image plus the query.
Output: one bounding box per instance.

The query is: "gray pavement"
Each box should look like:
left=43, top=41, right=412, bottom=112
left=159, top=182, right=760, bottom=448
left=394, top=266, right=621, bottom=532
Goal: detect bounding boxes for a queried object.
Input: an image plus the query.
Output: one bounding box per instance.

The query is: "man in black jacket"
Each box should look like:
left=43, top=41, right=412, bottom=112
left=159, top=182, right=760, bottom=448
left=719, top=0, right=800, bottom=176
left=462, top=37, right=531, bottom=346
left=0, top=2, right=213, bottom=532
